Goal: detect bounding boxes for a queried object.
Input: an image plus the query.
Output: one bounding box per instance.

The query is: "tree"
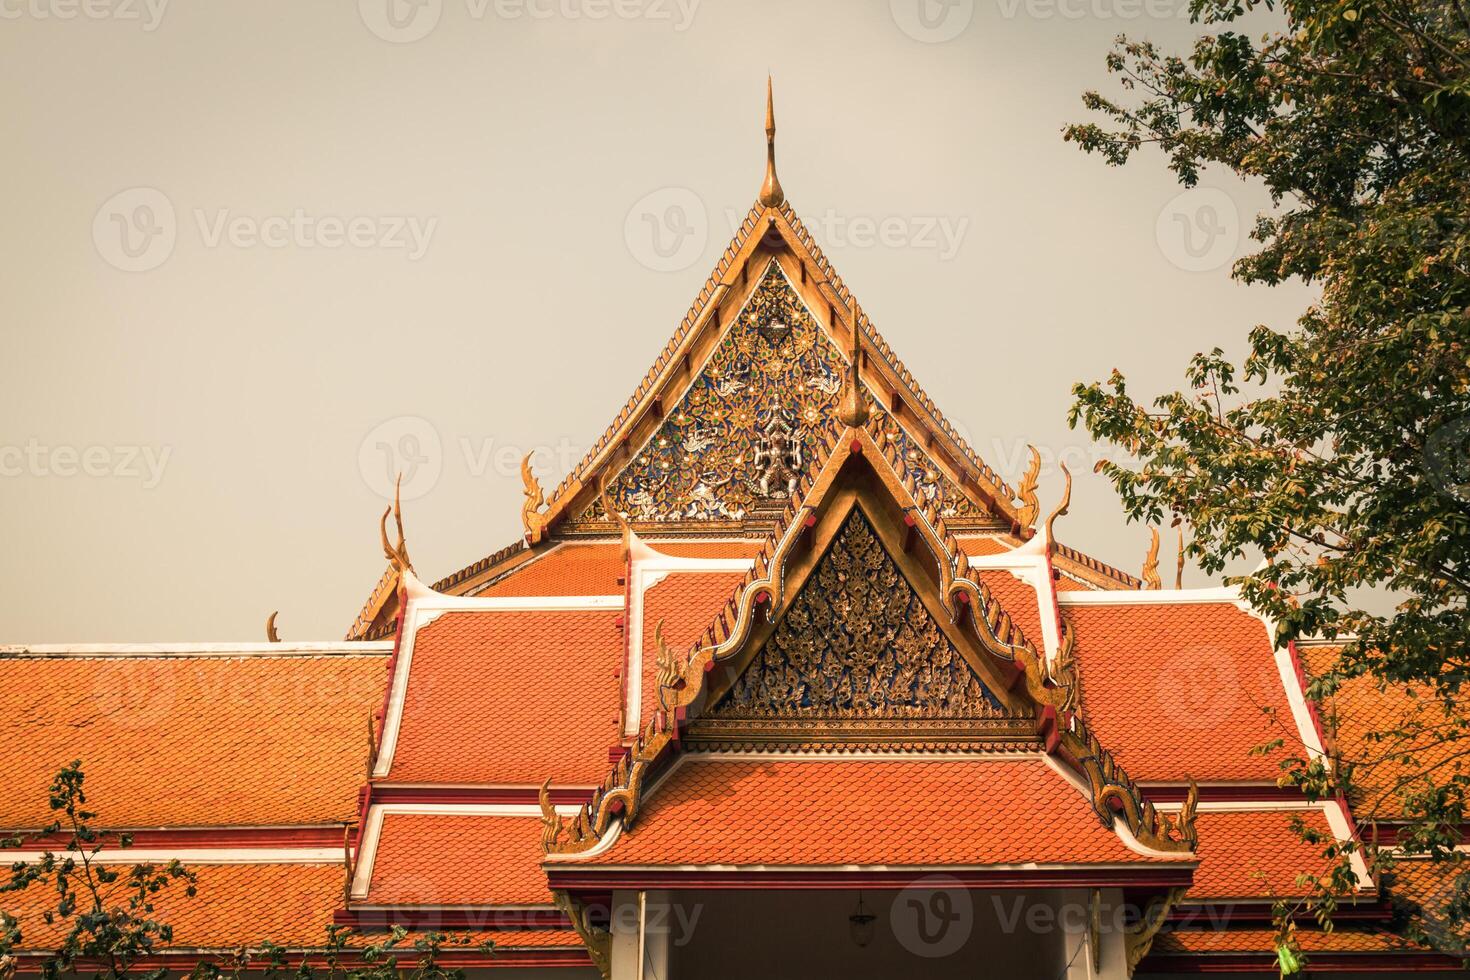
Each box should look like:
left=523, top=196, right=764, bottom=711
left=1063, top=0, right=1470, bottom=966
left=0, top=761, right=197, bottom=980
left=2, top=764, right=491, bottom=980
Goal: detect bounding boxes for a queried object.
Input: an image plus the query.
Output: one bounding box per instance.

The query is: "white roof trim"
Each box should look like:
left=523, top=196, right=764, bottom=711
left=372, top=574, right=625, bottom=779
left=1056, top=586, right=1244, bottom=606
left=350, top=802, right=582, bottom=900
left=2, top=847, right=340, bottom=865
left=0, top=642, right=392, bottom=658
left=625, top=551, right=754, bottom=737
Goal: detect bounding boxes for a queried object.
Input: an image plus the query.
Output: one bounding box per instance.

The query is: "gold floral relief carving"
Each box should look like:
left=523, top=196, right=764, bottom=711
left=713, top=509, right=1022, bottom=720
left=579, top=263, right=986, bottom=523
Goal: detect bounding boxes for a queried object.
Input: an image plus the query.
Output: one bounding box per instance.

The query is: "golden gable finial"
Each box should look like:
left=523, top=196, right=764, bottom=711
left=521, top=453, right=552, bottom=545
left=836, top=302, right=869, bottom=427
left=379, top=473, right=413, bottom=574
left=1175, top=527, right=1186, bottom=589
left=1142, top=527, right=1162, bottom=590
left=1017, top=446, right=1041, bottom=531
left=265, top=611, right=281, bottom=643
left=1044, top=461, right=1072, bottom=549
left=758, top=75, right=785, bottom=208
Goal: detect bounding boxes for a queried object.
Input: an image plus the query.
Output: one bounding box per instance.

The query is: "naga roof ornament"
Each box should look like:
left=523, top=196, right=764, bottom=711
left=1142, top=527, right=1162, bottom=590
left=378, top=473, right=413, bottom=574
left=520, top=452, right=552, bottom=545
left=1043, top=460, right=1072, bottom=553
left=1175, top=527, right=1186, bottom=589
left=1016, top=445, right=1041, bottom=531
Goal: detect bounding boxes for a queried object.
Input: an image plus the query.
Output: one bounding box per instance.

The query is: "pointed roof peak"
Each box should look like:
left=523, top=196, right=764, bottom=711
left=758, top=76, right=785, bottom=208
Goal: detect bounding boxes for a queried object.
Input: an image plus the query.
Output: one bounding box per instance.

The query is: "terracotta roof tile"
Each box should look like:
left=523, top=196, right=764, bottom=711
left=479, top=542, right=761, bottom=598
left=1068, top=602, right=1292, bottom=782
left=1300, top=646, right=1460, bottom=821
left=976, top=571, right=1045, bottom=650
left=5, top=863, right=343, bottom=949
left=580, top=756, right=1181, bottom=867
left=5, top=859, right=582, bottom=954
left=1151, top=926, right=1427, bottom=955
left=1188, top=809, right=1337, bottom=900
left=957, top=536, right=1014, bottom=558
left=364, top=814, right=552, bottom=906
left=386, top=609, right=624, bottom=786
left=0, top=655, right=386, bottom=831
left=639, top=572, right=748, bottom=725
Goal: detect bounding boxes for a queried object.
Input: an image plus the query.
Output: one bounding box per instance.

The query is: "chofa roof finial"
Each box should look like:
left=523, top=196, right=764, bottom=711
left=836, top=302, right=869, bottom=427
left=758, top=75, right=785, bottom=208
left=379, top=473, right=413, bottom=574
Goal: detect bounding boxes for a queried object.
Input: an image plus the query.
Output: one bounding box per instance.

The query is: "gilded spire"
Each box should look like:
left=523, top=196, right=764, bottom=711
left=836, top=302, right=869, bottom=427
left=758, top=76, right=785, bottom=208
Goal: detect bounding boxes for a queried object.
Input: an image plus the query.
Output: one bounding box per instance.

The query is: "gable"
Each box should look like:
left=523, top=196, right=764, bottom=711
left=581, top=261, right=984, bottom=525
left=712, top=508, right=1016, bottom=721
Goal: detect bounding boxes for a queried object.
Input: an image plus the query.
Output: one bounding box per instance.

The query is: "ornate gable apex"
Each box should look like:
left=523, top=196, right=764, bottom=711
left=533, top=203, right=1021, bottom=538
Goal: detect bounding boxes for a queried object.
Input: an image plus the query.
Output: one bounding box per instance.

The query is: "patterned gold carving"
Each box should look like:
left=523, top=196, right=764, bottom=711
left=379, top=474, right=412, bottom=574
left=1017, top=445, right=1041, bottom=531
left=1044, top=460, right=1072, bottom=549
left=521, top=453, right=552, bottom=544
left=1142, top=527, right=1162, bottom=590
left=584, top=263, right=985, bottom=524
left=713, top=510, right=1021, bottom=721
left=554, top=891, right=612, bottom=980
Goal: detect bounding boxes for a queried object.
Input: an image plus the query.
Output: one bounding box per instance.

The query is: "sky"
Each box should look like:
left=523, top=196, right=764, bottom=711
left=0, top=0, right=1316, bottom=642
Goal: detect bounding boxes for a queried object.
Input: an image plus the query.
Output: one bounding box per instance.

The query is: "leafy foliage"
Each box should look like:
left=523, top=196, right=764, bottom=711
left=1065, top=0, right=1470, bottom=969
left=0, top=761, right=197, bottom=980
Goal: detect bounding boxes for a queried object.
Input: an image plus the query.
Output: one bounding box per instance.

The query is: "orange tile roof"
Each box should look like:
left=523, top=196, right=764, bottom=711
left=1151, top=926, right=1426, bottom=955
left=1300, top=646, right=1460, bottom=821
left=639, top=571, right=747, bottom=724
left=5, top=857, right=582, bottom=954
left=0, top=654, right=386, bottom=831
left=975, top=570, right=1045, bottom=650
left=957, top=536, right=1014, bottom=557
left=4, top=862, right=343, bottom=949
left=478, top=541, right=762, bottom=598
left=578, top=756, right=1182, bottom=867
left=364, top=814, right=552, bottom=906
left=386, top=609, right=624, bottom=786
left=1068, top=602, right=1294, bottom=782
left=1187, top=809, right=1338, bottom=900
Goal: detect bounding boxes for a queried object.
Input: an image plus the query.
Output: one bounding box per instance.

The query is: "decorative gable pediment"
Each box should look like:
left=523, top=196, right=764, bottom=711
left=580, top=261, right=984, bottom=525
left=712, top=509, right=1019, bottom=722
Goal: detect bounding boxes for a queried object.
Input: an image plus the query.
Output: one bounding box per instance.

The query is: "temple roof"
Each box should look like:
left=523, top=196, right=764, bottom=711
left=555, top=755, right=1191, bottom=872
left=0, top=644, right=389, bottom=831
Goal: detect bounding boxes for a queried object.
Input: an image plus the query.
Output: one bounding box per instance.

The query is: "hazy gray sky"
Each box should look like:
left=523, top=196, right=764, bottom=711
left=0, top=0, right=1314, bottom=642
